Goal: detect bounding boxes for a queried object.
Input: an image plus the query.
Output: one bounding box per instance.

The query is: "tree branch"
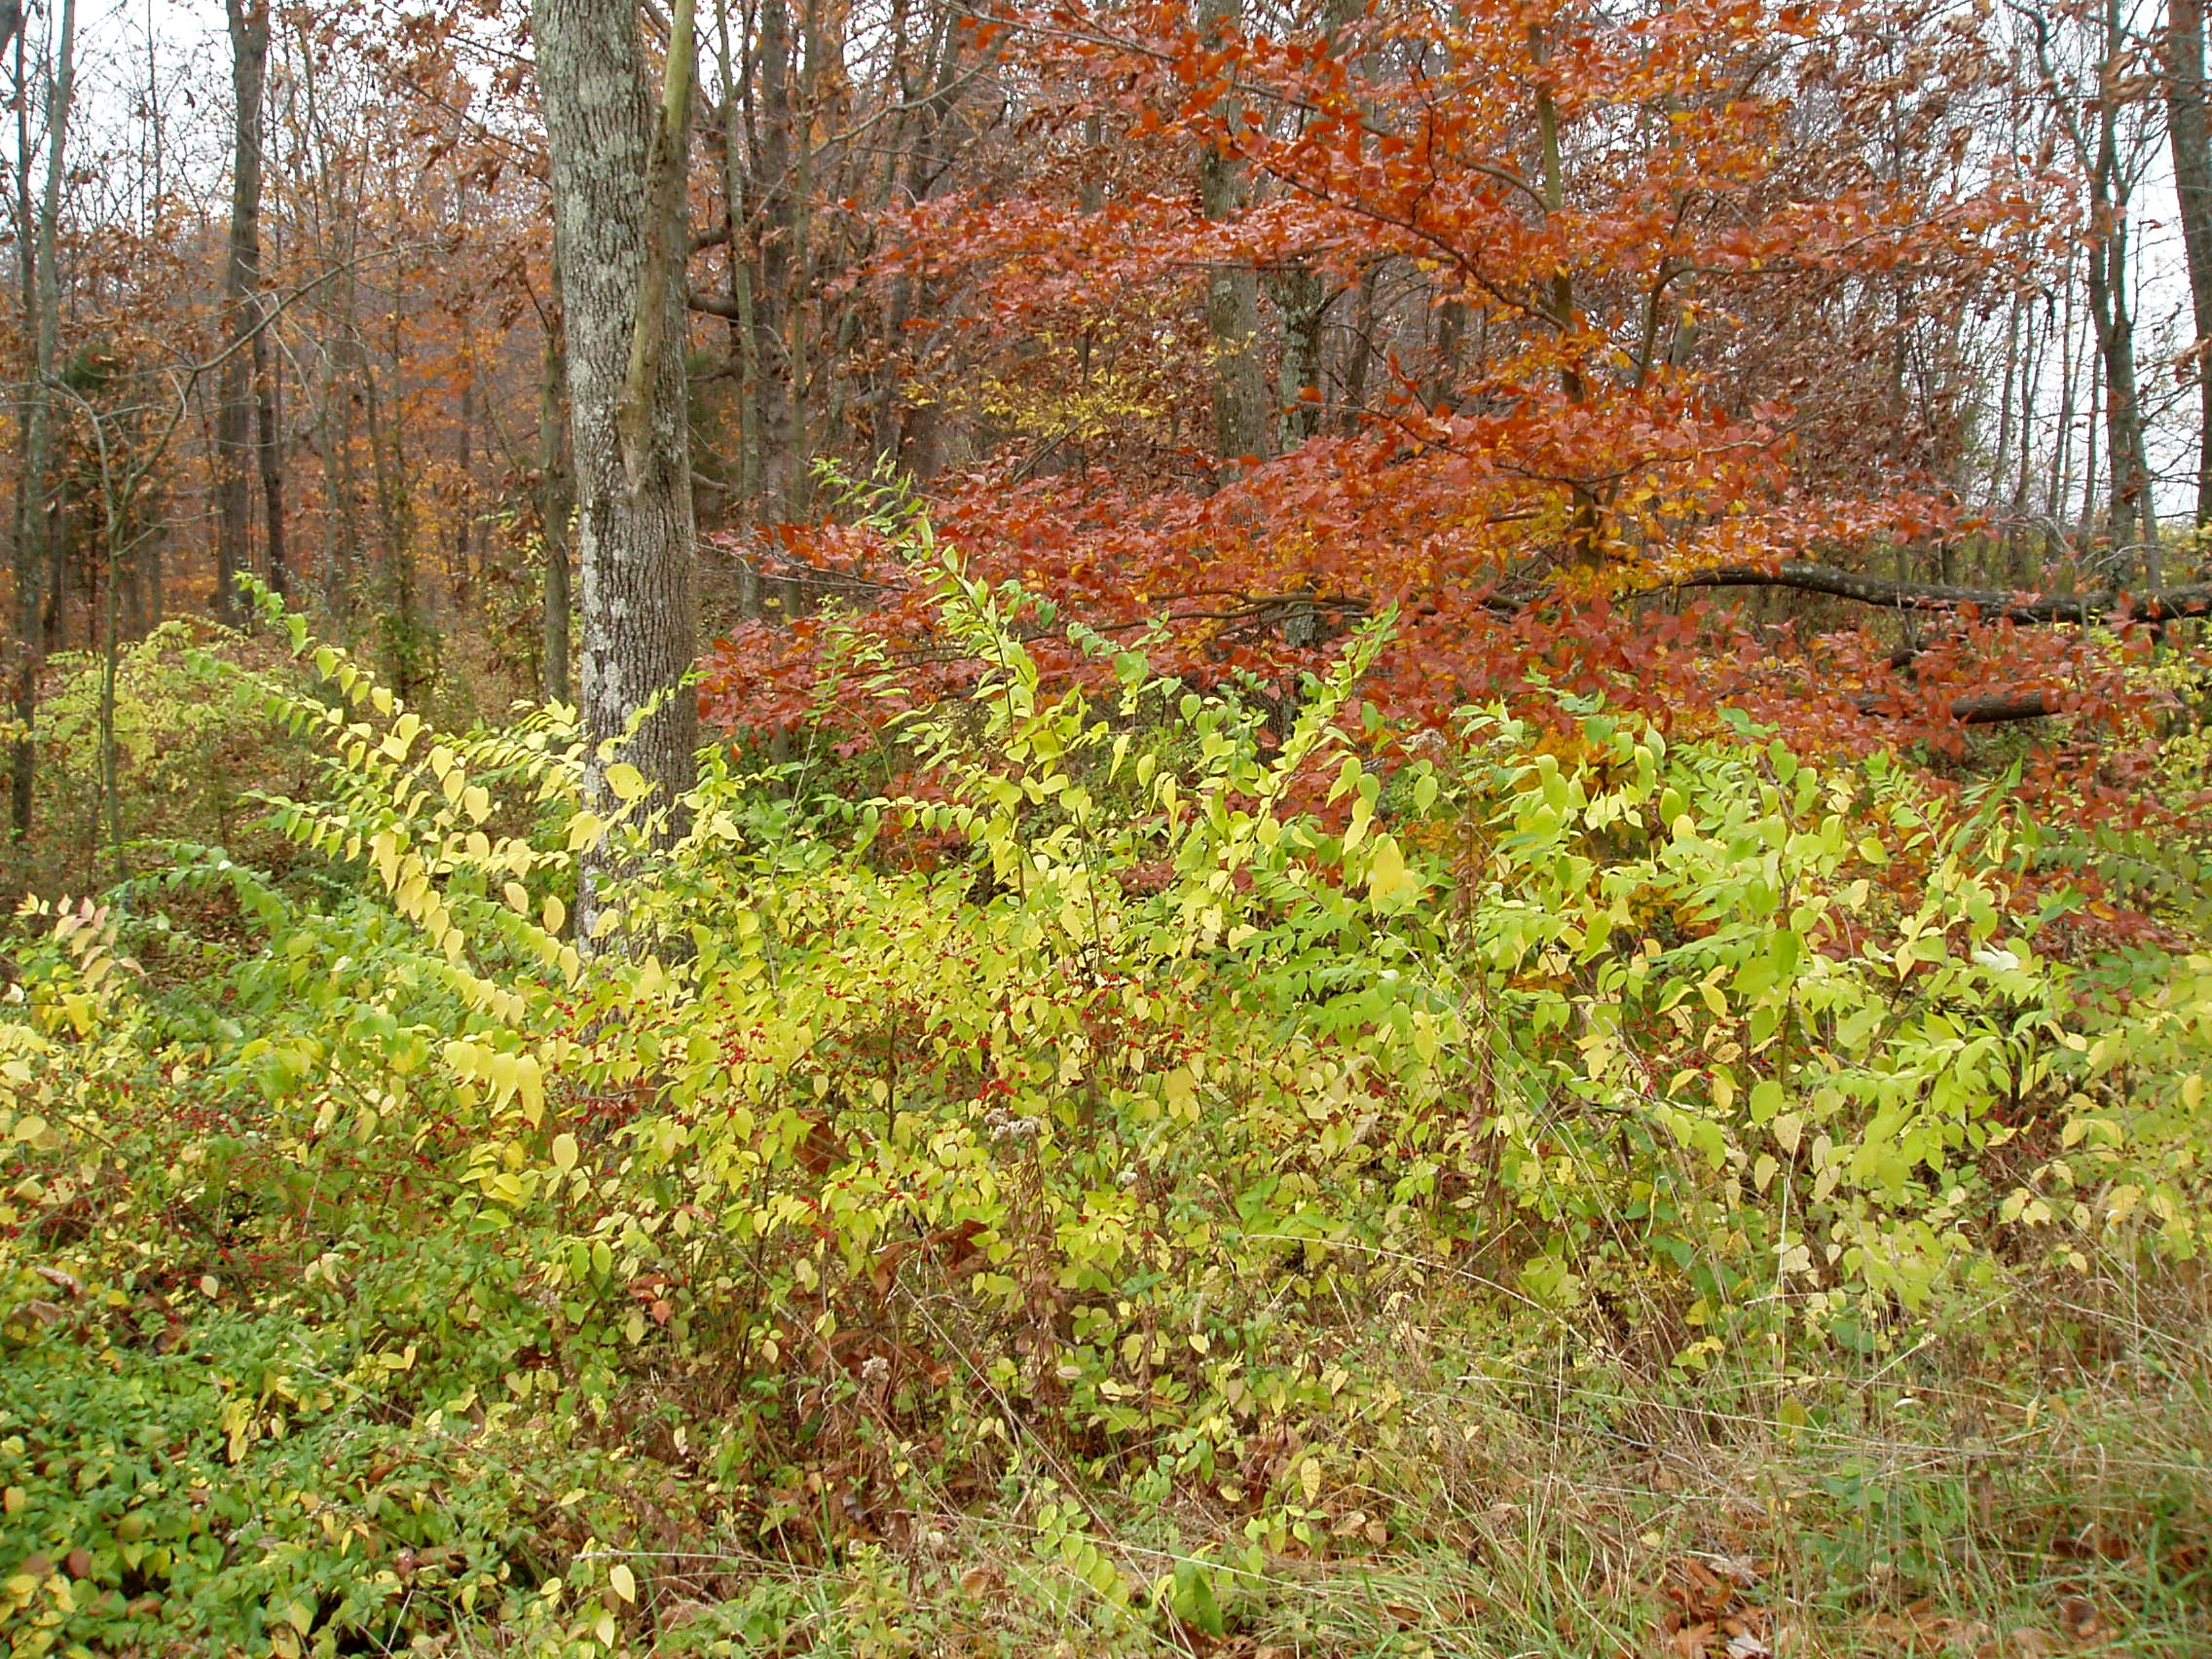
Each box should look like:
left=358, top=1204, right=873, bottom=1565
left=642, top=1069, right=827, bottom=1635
left=685, top=285, right=744, bottom=319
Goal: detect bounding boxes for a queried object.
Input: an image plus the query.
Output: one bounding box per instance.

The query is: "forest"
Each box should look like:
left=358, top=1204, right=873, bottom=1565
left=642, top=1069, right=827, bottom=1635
left=1, top=0, right=2211, bottom=1651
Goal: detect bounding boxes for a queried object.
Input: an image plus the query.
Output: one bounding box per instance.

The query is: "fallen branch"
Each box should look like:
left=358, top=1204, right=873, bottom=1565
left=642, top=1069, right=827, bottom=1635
left=1664, top=561, right=2212, bottom=625
left=1852, top=687, right=2063, bottom=725
left=1946, top=688, right=2063, bottom=724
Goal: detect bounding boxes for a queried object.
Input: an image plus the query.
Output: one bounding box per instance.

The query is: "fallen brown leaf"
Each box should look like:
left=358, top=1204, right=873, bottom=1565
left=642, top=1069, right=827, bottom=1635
left=2057, top=1597, right=2102, bottom=1642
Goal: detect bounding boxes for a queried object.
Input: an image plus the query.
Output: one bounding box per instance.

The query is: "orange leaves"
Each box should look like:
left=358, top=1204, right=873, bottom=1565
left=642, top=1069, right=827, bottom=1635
left=1658, top=1554, right=1780, bottom=1659
left=692, top=0, right=2185, bottom=887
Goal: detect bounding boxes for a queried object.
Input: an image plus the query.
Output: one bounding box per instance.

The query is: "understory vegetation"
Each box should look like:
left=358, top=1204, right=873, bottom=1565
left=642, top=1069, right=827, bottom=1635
left=4, top=516, right=2211, bottom=1657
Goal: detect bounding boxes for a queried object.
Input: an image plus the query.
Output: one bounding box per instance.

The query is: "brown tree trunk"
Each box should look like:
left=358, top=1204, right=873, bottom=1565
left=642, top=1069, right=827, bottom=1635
left=216, top=0, right=270, bottom=623
left=9, top=17, right=37, bottom=853
left=1531, top=21, right=1603, bottom=567
left=256, top=313, right=286, bottom=602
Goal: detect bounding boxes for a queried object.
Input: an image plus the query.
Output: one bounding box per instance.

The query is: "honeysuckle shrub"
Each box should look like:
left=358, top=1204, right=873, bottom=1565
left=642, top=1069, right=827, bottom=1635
left=3, top=525, right=2208, bottom=1653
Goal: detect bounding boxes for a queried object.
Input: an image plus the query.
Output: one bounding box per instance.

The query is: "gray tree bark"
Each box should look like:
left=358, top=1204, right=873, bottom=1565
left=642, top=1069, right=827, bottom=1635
left=533, top=0, right=700, bottom=941
left=1272, top=267, right=1328, bottom=448
left=756, top=0, right=804, bottom=514
left=2085, top=0, right=2157, bottom=571
left=1198, top=0, right=1269, bottom=472
left=538, top=273, right=573, bottom=705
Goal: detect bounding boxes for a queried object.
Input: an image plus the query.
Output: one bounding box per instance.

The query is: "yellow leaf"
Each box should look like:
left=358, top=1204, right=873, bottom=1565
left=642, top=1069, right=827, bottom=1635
left=552, top=1133, right=578, bottom=1175
left=1365, top=834, right=1415, bottom=906
left=1344, top=793, right=1373, bottom=853
left=380, top=711, right=422, bottom=760
left=608, top=1563, right=637, bottom=1604
left=604, top=762, right=648, bottom=804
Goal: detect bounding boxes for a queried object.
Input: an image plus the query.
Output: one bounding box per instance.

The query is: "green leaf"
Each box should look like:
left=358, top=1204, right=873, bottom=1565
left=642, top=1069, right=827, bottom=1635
left=1169, top=1561, right=1224, bottom=1639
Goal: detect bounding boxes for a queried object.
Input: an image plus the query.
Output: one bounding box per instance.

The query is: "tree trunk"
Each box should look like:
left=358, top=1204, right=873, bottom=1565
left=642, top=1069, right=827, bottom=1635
left=256, top=307, right=287, bottom=603
left=1989, top=292, right=2019, bottom=512
left=2086, top=0, right=2157, bottom=573
left=1198, top=0, right=1268, bottom=472
left=217, top=0, right=270, bottom=623
left=1531, top=21, right=1604, bottom=567
left=534, top=0, right=700, bottom=940
left=756, top=0, right=802, bottom=515
left=360, top=358, right=416, bottom=693
left=9, top=17, right=37, bottom=854
left=1341, top=260, right=1376, bottom=432
left=1272, top=266, right=1328, bottom=448
left=2047, top=246, right=2077, bottom=543
left=10, top=0, right=75, bottom=850
left=539, top=280, right=573, bottom=705
left=2086, top=183, right=2155, bottom=570
left=711, top=0, right=761, bottom=510
left=456, top=351, right=474, bottom=603
left=2168, top=0, right=2212, bottom=527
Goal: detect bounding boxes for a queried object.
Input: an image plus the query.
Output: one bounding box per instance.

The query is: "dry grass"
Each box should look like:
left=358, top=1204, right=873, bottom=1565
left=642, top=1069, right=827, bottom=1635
left=628, top=1251, right=2209, bottom=1658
